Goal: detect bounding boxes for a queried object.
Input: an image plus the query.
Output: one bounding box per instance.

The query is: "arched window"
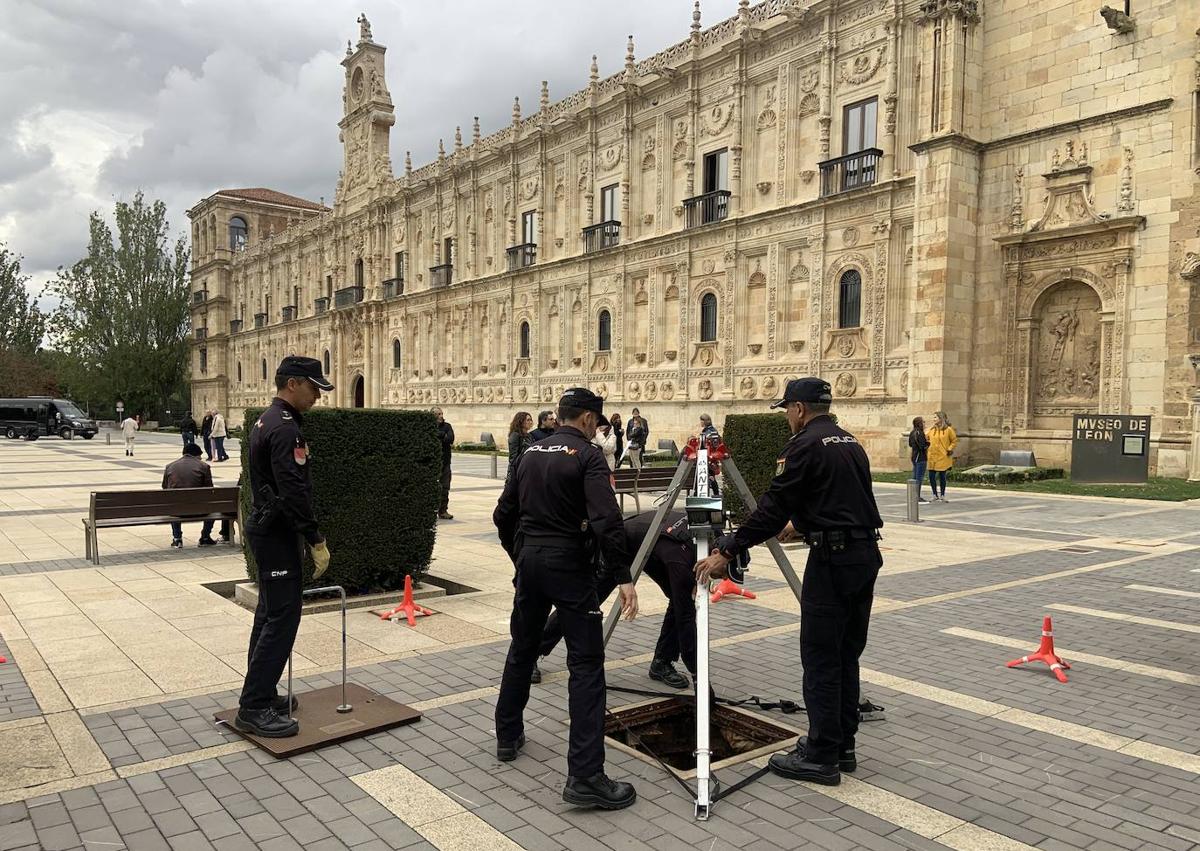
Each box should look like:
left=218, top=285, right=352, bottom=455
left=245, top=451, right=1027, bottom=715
left=519, top=321, right=530, bottom=359
left=838, top=270, right=862, bottom=328
left=229, top=216, right=248, bottom=251
left=261, top=358, right=267, bottom=381
left=323, top=350, right=331, bottom=376
left=700, top=293, right=718, bottom=342
left=597, top=309, right=612, bottom=352
left=392, top=339, right=402, bottom=369
left=355, top=258, right=364, bottom=288
left=237, top=362, right=242, bottom=383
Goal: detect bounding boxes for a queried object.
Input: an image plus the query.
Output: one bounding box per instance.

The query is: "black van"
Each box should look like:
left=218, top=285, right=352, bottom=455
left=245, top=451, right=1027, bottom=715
left=0, top=398, right=99, bottom=440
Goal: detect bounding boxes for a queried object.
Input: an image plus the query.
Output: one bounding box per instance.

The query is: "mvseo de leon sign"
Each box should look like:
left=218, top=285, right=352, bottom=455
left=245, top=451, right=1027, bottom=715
left=1070, top=414, right=1151, bottom=484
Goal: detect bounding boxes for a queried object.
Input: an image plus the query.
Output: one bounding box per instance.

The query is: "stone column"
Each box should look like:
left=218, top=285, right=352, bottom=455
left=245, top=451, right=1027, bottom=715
left=1190, top=390, right=1200, bottom=482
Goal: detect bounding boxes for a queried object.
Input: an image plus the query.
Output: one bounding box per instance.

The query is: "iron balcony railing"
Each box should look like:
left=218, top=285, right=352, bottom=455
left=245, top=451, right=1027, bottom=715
left=683, top=190, right=731, bottom=228
left=818, top=148, right=882, bottom=197
left=430, top=264, right=452, bottom=288
left=314, top=297, right=329, bottom=315
left=253, top=312, right=266, bottom=329
left=229, top=319, right=243, bottom=334
left=382, top=277, right=404, bottom=299
left=582, top=221, right=621, bottom=253
left=506, top=243, right=537, bottom=271
left=334, top=286, right=363, bottom=308
left=281, top=305, right=296, bottom=322
left=193, top=289, right=208, bottom=304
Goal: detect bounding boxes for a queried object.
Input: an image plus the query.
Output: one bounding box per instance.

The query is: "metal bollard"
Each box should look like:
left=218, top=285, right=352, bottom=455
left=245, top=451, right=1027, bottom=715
left=105, top=432, right=111, bottom=445
left=906, top=478, right=921, bottom=523
left=490, top=453, right=498, bottom=479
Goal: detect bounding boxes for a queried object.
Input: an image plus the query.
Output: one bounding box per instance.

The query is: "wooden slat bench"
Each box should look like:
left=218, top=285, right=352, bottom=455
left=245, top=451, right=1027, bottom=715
left=613, top=465, right=695, bottom=513
left=83, top=487, right=240, bottom=564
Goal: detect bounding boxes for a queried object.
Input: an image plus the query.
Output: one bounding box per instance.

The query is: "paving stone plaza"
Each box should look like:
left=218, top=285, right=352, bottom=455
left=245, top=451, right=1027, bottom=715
left=0, top=431, right=1199, bottom=850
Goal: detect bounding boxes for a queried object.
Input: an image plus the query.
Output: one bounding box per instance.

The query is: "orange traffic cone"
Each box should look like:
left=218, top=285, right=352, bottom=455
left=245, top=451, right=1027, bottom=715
left=1006, top=616, right=1071, bottom=683
left=379, top=575, right=435, bottom=627
left=710, top=578, right=757, bottom=603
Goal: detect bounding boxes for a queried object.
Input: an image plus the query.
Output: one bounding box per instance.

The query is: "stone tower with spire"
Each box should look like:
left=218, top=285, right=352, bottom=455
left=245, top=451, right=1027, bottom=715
left=336, top=13, right=395, bottom=210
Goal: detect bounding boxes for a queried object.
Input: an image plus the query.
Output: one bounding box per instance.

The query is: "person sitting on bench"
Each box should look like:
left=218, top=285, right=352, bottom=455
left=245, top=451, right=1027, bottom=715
left=534, top=509, right=744, bottom=688
left=162, top=444, right=228, bottom=548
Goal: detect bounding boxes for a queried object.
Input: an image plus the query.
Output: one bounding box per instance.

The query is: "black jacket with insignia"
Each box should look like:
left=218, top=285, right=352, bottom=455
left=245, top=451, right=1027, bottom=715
left=248, top=397, right=322, bottom=544
left=723, top=415, right=882, bottom=558
left=493, top=425, right=631, bottom=583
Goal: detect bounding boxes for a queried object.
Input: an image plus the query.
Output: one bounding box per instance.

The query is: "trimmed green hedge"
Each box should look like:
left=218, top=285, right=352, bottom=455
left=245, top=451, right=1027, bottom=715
left=721, top=412, right=793, bottom=522
left=949, top=466, right=1065, bottom=485
left=240, top=407, right=441, bottom=592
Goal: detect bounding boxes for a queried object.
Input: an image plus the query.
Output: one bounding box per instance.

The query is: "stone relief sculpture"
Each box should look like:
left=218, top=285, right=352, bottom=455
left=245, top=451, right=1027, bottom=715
left=1034, top=283, right=1101, bottom=404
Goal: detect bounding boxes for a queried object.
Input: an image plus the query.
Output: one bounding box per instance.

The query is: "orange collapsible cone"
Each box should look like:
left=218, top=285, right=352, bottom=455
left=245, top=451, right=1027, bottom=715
left=710, top=578, right=757, bottom=603
left=1006, top=616, right=1071, bottom=683
left=378, top=574, right=435, bottom=627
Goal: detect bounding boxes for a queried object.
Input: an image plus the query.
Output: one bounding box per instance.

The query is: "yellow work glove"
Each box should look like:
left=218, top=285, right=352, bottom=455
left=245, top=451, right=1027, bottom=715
left=311, top=541, right=331, bottom=579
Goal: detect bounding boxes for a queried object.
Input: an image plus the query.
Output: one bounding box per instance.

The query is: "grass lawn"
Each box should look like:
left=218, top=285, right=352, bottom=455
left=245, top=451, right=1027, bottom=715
left=871, top=471, right=1200, bottom=502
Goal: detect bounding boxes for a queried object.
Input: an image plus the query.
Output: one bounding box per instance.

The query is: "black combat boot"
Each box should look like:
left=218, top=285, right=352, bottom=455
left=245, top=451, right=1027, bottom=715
left=794, top=735, right=856, bottom=772
left=648, top=659, right=689, bottom=689
left=234, top=707, right=299, bottom=738
left=768, top=739, right=841, bottom=785
left=496, top=734, right=525, bottom=762
left=563, top=773, right=637, bottom=810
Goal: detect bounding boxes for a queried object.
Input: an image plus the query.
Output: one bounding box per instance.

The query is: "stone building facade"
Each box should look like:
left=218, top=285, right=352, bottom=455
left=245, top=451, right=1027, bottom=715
left=188, top=1, right=1200, bottom=473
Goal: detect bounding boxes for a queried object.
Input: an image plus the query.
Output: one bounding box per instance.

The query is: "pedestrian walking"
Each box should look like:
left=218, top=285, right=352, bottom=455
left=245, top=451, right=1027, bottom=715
left=211, top=410, right=229, bottom=461
left=507, top=411, right=534, bottom=482
left=625, top=408, right=649, bottom=470
left=530, top=410, right=557, bottom=442
left=908, top=416, right=930, bottom=503
left=236, top=356, right=333, bottom=739
left=592, top=418, right=617, bottom=471
left=696, top=377, right=883, bottom=787
left=162, top=444, right=219, bottom=548
left=120, top=415, right=139, bottom=456
left=493, top=387, right=639, bottom=809
left=433, top=407, right=455, bottom=520
left=609, top=413, right=625, bottom=467
left=926, top=411, right=957, bottom=502
left=180, top=411, right=197, bottom=447
left=698, top=413, right=720, bottom=443
left=200, top=410, right=214, bottom=460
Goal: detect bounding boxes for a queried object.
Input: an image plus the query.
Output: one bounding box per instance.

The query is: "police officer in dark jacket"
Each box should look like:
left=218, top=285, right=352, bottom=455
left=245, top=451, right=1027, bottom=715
left=696, top=377, right=883, bottom=786
left=493, top=387, right=640, bottom=810
left=235, top=356, right=333, bottom=738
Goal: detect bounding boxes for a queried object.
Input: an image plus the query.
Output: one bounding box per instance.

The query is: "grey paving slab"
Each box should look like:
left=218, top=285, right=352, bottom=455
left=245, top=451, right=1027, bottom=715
left=0, top=633, right=40, bottom=721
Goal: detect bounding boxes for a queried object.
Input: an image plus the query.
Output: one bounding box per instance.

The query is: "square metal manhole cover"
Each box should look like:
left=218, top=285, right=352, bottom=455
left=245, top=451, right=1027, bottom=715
left=605, top=697, right=796, bottom=779
left=1057, top=546, right=1097, bottom=554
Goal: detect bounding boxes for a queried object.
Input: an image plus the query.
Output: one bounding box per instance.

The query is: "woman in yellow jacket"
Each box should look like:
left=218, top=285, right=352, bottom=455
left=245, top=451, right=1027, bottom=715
left=925, top=411, right=957, bottom=502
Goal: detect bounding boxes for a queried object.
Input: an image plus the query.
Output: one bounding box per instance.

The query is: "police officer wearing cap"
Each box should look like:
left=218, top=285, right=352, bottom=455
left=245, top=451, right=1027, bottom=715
left=695, top=377, right=883, bottom=786
left=235, top=356, right=334, bottom=738
left=493, top=387, right=640, bottom=810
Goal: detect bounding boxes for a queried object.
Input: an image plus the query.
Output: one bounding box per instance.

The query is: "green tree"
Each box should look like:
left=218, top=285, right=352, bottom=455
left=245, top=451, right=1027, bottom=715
left=0, top=242, right=46, bottom=353
left=47, top=192, right=190, bottom=419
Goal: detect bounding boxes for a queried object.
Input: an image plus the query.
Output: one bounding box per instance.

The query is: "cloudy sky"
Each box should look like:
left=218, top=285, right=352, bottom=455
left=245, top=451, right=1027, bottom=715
left=1, top=0, right=741, bottom=305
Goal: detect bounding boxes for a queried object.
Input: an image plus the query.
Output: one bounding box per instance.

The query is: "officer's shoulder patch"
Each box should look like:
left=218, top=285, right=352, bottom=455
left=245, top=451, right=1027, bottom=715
left=776, top=458, right=786, bottom=476
left=281, top=410, right=293, bottom=420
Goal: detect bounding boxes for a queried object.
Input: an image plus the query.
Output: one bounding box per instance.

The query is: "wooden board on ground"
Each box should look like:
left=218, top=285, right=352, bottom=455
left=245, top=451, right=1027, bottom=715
left=214, top=683, right=421, bottom=758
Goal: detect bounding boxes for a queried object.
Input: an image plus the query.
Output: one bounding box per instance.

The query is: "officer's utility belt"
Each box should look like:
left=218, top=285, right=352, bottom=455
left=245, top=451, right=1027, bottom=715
left=521, top=534, right=589, bottom=550
left=802, top=529, right=881, bottom=551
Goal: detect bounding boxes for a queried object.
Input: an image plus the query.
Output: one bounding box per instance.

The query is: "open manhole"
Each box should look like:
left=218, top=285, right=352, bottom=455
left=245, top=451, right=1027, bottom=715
left=202, top=574, right=480, bottom=614
left=604, top=697, right=797, bottom=778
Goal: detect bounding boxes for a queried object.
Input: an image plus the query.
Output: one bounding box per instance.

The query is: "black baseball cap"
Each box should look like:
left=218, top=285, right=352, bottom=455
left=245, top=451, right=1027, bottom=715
left=770, top=377, right=832, bottom=409
left=276, top=355, right=334, bottom=391
left=559, top=387, right=604, bottom=416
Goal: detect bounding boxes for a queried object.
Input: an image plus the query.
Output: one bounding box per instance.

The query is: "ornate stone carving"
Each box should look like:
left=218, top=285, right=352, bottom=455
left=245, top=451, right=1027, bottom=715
left=798, top=92, right=820, bottom=117
left=739, top=376, right=757, bottom=398
left=837, top=47, right=885, bottom=85
left=842, top=227, right=860, bottom=247
left=697, top=378, right=713, bottom=400
left=835, top=372, right=857, bottom=397
left=756, top=85, right=777, bottom=130
left=600, top=144, right=623, bottom=172
left=1010, top=167, right=1025, bottom=232
left=701, top=103, right=734, bottom=137
left=799, top=169, right=816, bottom=184
left=1181, top=252, right=1200, bottom=281
left=660, top=380, right=674, bottom=400
left=644, top=380, right=657, bottom=400
left=1034, top=282, right=1101, bottom=405
left=1029, top=165, right=1108, bottom=233
left=761, top=376, right=778, bottom=399
left=627, top=381, right=641, bottom=400
left=1116, top=147, right=1135, bottom=214
left=798, top=68, right=820, bottom=92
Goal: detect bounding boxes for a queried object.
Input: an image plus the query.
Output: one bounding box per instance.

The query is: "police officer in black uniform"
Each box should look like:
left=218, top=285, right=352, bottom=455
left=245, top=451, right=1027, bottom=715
left=235, top=356, right=333, bottom=738
left=493, top=387, right=640, bottom=810
left=695, top=377, right=883, bottom=786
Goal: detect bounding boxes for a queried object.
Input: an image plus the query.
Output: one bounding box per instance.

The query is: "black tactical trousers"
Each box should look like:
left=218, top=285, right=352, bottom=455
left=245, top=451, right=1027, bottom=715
left=646, top=558, right=698, bottom=677
left=239, top=531, right=303, bottom=712
left=439, top=460, right=452, bottom=512
left=799, top=541, right=881, bottom=765
left=497, top=545, right=606, bottom=779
